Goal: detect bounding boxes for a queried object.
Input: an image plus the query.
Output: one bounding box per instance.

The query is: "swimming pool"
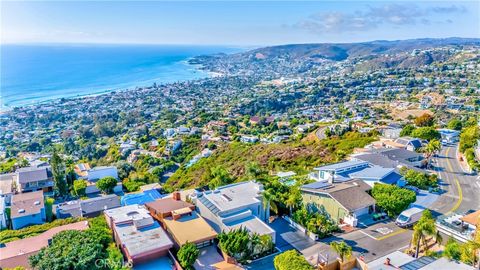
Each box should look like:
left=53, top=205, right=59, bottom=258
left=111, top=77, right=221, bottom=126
left=121, top=189, right=163, bottom=206
left=134, top=256, right=174, bottom=270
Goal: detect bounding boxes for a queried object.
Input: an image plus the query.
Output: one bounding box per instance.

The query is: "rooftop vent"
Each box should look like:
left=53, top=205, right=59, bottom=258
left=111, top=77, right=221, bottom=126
left=34, top=201, right=41, bottom=205
left=222, top=194, right=232, bottom=202
left=18, top=209, right=25, bottom=213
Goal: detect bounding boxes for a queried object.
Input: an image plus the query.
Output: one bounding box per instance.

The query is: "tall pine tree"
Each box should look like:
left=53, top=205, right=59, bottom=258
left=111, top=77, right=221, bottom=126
left=51, top=150, right=67, bottom=196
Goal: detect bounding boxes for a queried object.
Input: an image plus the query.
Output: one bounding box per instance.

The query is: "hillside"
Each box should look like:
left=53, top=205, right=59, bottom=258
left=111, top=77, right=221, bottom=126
left=190, top=38, right=480, bottom=76
left=163, top=132, right=376, bottom=191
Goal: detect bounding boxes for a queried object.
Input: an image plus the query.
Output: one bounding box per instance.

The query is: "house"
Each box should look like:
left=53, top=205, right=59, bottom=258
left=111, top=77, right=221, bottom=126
left=75, top=165, right=121, bottom=194
left=56, top=194, right=121, bottom=218
left=192, top=181, right=276, bottom=243
left=0, top=173, right=14, bottom=204
left=104, top=204, right=174, bottom=265
left=366, top=250, right=475, bottom=270
left=382, top=127, right=402, bottom=139
left=73, top=163, right=91, bottom=178
left=0, top=221, right=89, bottom=269
left=301, top=180, right=376, bottom=226
left=165, top=140, right=182, bottom=155
left=438, top=128, right=460, bottom=144
left=15, top=166, right=54, bottom=194
left=353, top=148, right=426, bottom=169
left=393, top=137, right=423, bottom=151
left=145, top=193, right=217, bottom=248
left=0, top=196, right=7, bottom=229
left=86, top=166, right=119, bottom=182
left=249, top=116, right=261, bottom=125
left=309, top=160, right=403, bottom=186
left=240, top=135, right=259, bottom=143
left=10, top=191, right=46, bottom=230
left=436, top=210, right=479, bottom=243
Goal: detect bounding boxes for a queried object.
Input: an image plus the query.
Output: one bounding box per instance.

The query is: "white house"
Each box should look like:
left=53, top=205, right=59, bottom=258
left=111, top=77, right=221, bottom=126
left=192, top=181, right=276, bottom=243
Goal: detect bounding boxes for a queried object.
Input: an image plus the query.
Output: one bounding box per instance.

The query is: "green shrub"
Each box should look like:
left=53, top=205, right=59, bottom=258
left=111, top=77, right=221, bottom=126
left=292, top=207, right=339, bottom=238
left=177, top=242, right=199, bottom=270
left=0, top=217, right=84, bottom=243
left=371, top=184, right=416, bottom=217
left=274, top=250, right=314, bottom=270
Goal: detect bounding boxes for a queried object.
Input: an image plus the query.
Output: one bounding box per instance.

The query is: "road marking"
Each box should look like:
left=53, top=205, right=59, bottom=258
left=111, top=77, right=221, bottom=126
left=376, top=228, right=407, bottom=241
left=358, top=230, right=377, bottom=240
left=446, top=147, right=463, bottom=213
left=375, top=227, right=393, bottom=235
left=359, top=227, right=408, bottom=241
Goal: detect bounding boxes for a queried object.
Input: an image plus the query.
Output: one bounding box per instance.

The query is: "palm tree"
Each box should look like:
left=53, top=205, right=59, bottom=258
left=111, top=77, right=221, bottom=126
left=285, top=188, right=301, bottom=215
left=412, top=210, right=442, bottom=258
left=262, top=189, right=278, bottom=219
left=330, top=241, right=352, bottom=262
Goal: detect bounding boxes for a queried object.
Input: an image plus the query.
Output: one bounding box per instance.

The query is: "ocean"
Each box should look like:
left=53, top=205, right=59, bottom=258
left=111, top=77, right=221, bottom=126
left=1, top=44, right=239, bottom=110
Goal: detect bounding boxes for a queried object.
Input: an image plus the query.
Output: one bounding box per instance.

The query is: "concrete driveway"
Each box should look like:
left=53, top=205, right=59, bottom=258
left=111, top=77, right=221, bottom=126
left=194, top=245, right=225, bottom=270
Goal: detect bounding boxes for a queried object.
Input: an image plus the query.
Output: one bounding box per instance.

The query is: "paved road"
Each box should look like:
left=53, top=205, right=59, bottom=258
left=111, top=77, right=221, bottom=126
left=249, top=143, right=480, bottom=269
left=430, top=144, right=480, bottom=215
left=315, top=126, right=327, bottom=140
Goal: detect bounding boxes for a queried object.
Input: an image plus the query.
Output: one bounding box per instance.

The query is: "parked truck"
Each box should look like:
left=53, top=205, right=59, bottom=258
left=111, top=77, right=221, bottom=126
left=395, top=207, right=424, bottom=228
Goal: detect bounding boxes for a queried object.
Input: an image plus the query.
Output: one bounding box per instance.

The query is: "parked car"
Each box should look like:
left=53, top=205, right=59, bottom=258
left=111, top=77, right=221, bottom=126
left=395, top=207, right=424, bottom=228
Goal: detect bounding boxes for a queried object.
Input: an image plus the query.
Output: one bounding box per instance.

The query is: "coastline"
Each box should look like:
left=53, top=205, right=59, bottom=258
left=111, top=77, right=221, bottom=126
left=0, top=59, right=213, bottom=113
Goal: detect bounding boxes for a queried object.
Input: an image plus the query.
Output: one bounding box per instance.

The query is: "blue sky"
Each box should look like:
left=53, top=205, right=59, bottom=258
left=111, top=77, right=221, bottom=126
left=1, top=1, right=479, bottom=45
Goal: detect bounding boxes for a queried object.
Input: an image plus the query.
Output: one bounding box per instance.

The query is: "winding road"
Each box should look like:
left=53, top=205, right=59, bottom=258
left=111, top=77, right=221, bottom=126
left=430, top=144, right=480, bottom=215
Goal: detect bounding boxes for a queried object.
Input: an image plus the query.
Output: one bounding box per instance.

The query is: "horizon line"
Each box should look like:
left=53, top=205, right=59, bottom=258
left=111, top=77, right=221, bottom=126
left=2, top=36, right=479, bottom=47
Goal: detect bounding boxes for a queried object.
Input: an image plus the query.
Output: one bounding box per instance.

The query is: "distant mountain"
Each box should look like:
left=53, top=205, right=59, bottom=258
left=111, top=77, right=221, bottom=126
left=190, top=37, right=480, bottom=75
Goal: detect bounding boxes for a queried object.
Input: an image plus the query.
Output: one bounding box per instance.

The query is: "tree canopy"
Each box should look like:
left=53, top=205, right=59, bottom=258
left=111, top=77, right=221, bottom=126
left=96, top=176, right=118, bottom=194
left=274, top=250, right=314, bottom=270
left=371, top=184, right=416, bottom=217
left=414, top=113, right=434, bottom=127
left=177, top=242, right=199, bottom=270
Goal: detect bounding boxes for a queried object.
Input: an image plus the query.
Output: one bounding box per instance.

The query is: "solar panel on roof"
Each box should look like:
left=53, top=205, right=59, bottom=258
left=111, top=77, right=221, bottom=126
left=400, top=256, right=436, bottom=270
left=302, top=181, right=332, bottom=190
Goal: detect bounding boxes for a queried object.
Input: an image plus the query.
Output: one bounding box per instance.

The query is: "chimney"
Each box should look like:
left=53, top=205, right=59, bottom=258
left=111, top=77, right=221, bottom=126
left=172, top=212, right=181, bottom=220
left=172, top=191, right=181, bottom=201
left=328, top=171, right=335, bottom=184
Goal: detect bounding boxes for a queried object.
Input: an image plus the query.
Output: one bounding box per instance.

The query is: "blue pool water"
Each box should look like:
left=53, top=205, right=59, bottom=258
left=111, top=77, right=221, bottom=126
left=121, top=189, right=163, bottom=206
left=134, top=256, right=174, bottom=270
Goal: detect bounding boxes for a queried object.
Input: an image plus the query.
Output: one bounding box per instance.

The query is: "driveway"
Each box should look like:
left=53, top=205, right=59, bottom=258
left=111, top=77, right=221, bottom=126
left=268, top=217, right=317, bottom=252
left=194, top=245, right=225, bottom=270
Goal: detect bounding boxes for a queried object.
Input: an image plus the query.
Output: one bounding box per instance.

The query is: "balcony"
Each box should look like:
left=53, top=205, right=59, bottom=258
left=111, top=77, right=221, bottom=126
left=436, top=213, right=475, bottom=243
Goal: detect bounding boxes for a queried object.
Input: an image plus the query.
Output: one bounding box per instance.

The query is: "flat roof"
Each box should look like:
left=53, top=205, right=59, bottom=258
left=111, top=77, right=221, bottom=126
left=198, top=181, right=263, bottom=214
left=314, top=160, right=368, bottom=172
left=105, top=204, right=173, bottom=257
left=0, top=221, right=89, bottom=269
left=145, top=198, right=194, bottom=215
left=349, top=166, right=394, bottom=180
left=419, top=257, right=474, bottom=270
left=225, top=215, right=275, bottom=237
left=114, top=219, right=173, bottom=257
left=163, top=211, right=217, bottom=245
left=367, top=251, right=415, bottom=270
left=0, top=173, right=14, bottom=194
